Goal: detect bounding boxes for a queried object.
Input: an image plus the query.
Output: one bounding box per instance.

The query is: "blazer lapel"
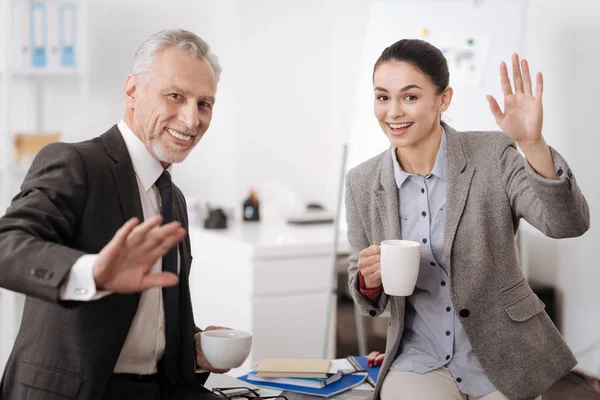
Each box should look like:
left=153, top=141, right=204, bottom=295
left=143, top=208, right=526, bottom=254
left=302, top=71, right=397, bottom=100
left=101, top=125, right=144, bottom=223
left=443, top=124, right=474, bottom=275
left=376, top=149, right=402, bottom=241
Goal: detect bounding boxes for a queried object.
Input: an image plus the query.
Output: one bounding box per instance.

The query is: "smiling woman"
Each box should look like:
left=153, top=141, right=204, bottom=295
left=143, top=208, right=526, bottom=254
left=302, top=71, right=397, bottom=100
left=345, top=38, right=590, bottom=400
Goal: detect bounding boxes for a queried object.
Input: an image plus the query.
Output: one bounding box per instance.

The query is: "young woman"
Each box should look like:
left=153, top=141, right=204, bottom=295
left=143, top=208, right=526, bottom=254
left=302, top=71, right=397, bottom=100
left=345, top=39, right=589, bottom=400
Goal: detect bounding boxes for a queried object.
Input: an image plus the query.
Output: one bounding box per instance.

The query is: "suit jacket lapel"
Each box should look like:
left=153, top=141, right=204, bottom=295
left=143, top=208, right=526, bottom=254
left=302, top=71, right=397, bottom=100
left=376, top=149, right=402, bottom=241
left=376, top=149, right=405, bottom=314
left=443, top=123, right=474, bottom=276
left=101, top=125, right=144, bottom=223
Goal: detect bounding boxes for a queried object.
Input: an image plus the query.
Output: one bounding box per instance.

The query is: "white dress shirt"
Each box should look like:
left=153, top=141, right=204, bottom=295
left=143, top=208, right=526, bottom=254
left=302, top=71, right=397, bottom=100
left=59, top=120, right=177, bottom=374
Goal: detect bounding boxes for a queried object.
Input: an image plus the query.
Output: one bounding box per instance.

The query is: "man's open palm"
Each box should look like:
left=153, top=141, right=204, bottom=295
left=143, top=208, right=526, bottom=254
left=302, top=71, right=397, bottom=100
left=93, top=216, right=184, bottom=292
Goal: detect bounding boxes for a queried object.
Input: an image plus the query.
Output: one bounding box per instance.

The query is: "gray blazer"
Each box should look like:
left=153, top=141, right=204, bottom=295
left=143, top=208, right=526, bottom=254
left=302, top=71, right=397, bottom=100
left=345, top=122, right=590, bottom=400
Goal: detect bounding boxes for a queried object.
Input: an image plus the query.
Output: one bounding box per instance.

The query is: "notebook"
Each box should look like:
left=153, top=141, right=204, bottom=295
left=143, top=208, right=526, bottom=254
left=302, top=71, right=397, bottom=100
left=238, top=372, right=367, bottom=397
left=346, top=356, right=381, bottom=387
left=255, top=358, right=331, bottom=378
left=245, top=370, right=343, bottom=388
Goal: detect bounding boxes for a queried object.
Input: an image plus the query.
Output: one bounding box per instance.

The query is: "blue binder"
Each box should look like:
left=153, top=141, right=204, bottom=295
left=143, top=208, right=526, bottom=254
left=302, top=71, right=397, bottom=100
left=346, top=355, right=381, bottom=387
left=238, top=373, right=367, bottom=397
left=59, top=3, right=76, bottom=67
left=30, top=2, right=47, bottom=67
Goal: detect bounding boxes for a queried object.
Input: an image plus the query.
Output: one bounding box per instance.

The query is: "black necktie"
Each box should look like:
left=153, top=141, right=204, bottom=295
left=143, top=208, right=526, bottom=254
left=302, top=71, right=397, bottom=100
left=156, top=170, right=180, bottom=385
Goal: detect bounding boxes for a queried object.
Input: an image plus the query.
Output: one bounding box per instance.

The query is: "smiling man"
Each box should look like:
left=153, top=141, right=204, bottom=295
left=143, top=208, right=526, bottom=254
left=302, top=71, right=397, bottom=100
left=0, top=30, right=226, bottom=400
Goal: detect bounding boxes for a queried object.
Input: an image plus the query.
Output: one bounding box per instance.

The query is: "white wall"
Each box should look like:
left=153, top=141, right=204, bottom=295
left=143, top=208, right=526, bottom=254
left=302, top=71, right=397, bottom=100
left=230, top=0, right=369, bottom=214
left=346, top=0, right=527, bottom=171
left=16, top=0, right=371, bottom=217
left=3, top=0, right=599, bottom=380
left=521, top=0, right=600, bottom=378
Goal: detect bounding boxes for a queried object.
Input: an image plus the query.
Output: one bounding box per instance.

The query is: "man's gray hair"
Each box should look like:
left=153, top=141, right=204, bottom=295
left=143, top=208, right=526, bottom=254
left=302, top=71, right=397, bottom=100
left=131, top=29, right=221, bottom=82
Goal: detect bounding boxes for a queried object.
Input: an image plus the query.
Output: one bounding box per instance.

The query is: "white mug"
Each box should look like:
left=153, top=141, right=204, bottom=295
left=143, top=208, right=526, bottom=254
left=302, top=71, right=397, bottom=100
left=200, top=329, right=252, bottom=369
left=380, top=239, right=421, bottom=296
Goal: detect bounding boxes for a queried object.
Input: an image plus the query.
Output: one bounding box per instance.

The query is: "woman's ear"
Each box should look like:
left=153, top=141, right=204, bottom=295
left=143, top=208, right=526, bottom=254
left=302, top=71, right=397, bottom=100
left=439, top=86, right=454, bottom=113
left=124, top=75, right=137, bottom=109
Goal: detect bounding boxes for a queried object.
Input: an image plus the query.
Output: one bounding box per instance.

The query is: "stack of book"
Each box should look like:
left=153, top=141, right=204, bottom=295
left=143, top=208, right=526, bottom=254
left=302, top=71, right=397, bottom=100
left=239, top=358, right=368, bottom=397
left=247, top=359, right=341, bottom=388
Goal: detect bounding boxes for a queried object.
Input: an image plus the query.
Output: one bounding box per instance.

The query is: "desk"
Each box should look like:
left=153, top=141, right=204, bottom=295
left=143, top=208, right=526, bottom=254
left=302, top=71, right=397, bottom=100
left=188, top=220, right=350, bottom=376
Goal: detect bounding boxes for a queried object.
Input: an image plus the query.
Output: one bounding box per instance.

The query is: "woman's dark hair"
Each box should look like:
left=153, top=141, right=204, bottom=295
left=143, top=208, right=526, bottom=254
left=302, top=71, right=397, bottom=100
left=374, top=39, right=449, bottom=94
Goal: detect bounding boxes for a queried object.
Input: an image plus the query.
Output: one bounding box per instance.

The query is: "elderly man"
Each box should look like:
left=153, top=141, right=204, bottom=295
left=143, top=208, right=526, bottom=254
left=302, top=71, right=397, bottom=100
left=0, top=29, right=227, bottom=400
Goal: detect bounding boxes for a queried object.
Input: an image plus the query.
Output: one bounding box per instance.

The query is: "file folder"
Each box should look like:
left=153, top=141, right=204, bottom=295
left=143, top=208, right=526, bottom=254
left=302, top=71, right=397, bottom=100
left=59, top=3, right=76, bottom=67
left=30, top=2, right=47, bottom=67
left=238, top=372, right=366, bottom=398
left=46, top=1, right=59, bottom=69
left=346, top=355, right=381, bottom=387
left=14, top=1, right=31, bottom=69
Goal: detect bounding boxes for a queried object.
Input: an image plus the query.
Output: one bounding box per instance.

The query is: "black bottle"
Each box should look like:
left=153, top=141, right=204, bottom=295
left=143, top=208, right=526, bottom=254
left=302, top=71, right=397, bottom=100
left=242, top=190, right=260, bottom=221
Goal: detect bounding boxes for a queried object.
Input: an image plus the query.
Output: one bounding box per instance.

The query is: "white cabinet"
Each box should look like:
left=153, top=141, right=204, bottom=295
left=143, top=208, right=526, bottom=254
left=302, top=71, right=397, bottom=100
left=188, top=221, right=349, bottom=376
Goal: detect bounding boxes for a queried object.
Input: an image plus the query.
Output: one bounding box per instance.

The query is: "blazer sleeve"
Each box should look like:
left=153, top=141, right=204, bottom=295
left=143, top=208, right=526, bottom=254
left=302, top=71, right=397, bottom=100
left=495, top=135, right=590, bottom=238
left=345, top=169, right=389, bottom=316
left=0, top=143, right=87, bottom=302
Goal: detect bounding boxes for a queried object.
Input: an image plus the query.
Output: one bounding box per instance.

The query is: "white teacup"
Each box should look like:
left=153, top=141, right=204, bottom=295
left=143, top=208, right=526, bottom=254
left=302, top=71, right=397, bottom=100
left=380, top=239, right=421, bottom=296
left=201, top=329, right=252, bottom=369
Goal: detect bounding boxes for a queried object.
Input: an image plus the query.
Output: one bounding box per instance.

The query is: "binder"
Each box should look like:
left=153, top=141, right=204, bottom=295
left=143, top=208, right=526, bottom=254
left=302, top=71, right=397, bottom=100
left=14, top=1, right=31, bottom=70
left=59, top=3, right=76, bottom=67
left=238, top=372, right=366, bottom=398
left=46, top=1, right=59, bottom=69
left=30, top=2, right=47, bottom=68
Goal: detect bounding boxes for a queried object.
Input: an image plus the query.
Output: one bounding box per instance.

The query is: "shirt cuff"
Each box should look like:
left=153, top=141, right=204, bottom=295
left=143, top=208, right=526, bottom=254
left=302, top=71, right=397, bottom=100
left=358, top=271, right=383, bottom=297
left=59, top=254, right=111, bottom=301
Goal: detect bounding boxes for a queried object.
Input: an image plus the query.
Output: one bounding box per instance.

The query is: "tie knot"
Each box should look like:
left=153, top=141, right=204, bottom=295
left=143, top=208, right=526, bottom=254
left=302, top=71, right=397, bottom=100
left=156, top=170, right=172, bottom=189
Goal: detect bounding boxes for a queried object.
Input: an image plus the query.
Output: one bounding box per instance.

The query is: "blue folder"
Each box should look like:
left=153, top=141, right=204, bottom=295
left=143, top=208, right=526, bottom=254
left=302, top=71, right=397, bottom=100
left=238, top=373, right=366, bottom=397
left=346, top=355, right=381, bottom=387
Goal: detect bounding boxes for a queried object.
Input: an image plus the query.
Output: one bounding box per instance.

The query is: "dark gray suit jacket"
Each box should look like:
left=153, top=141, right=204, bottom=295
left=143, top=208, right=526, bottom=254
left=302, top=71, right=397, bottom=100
left=0, top=126, right=207, bottom=399
left=346, top=122, right=590, bottom=400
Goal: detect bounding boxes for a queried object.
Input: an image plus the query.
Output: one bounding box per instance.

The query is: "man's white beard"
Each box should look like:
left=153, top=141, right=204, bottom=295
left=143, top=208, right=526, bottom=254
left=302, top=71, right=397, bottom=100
left=149, top=138, right=189, bottom=164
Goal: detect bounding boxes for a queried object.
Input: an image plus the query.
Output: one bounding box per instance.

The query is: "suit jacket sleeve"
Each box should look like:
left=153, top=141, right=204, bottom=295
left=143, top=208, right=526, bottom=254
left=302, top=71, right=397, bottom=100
left=0, top=143, right=87, bottom=302
left=345, top=169, right=389, bottom=317
left=496, top=135, right=590, bottom=238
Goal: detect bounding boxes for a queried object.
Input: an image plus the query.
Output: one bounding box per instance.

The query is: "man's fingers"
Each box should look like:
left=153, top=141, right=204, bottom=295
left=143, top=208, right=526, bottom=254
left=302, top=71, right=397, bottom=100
left=127, top=215, right=163, bottom=245
left=147, top=227, right=187, bottom=260
left=139, top=221, right=183, bottom=251
left=209, top=367, right=230, bottom=374
left=205, top=325, right=231, bottom=331
left=140, top=272, right=179, bottom=291
left=112, top=217, right=140, bottom=247
left=196, top=355, right=229, bottom=374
